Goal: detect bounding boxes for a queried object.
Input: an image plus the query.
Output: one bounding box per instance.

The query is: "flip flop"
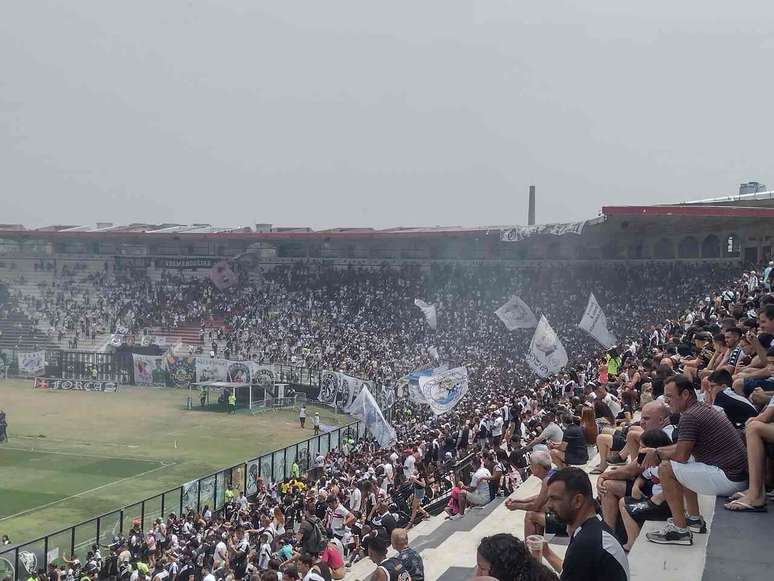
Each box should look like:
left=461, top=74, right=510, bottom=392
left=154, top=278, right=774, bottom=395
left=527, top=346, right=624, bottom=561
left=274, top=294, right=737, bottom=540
left=589, top=467, right=605, bottom=475
left=727, top=491, right=745, bottom=501
left=723, top=500, right=768, bottom=513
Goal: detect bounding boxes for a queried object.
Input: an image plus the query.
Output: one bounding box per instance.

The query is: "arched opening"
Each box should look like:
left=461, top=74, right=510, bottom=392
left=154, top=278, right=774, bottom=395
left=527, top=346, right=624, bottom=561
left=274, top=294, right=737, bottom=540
left=678, top=236, right=699, bottom=259
left=654, top=238, right=675, bottom=259
left=701, top=234, right=721, bottom=258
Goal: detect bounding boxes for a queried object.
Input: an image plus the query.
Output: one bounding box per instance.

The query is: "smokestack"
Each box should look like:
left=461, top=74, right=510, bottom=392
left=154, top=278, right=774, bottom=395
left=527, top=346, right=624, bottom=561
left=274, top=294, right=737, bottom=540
left=528, top=185, right=536, bottom=226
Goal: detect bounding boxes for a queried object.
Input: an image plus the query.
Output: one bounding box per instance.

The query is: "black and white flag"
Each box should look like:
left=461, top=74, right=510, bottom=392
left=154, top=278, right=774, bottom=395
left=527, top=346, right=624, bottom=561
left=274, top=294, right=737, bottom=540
left=578, top=293, right=617, bottom=348
left=495, top=296, right=538, bottom=330
left=525, top=316, right=568, bottom=378
left=414, top=299, right=438, bottom=330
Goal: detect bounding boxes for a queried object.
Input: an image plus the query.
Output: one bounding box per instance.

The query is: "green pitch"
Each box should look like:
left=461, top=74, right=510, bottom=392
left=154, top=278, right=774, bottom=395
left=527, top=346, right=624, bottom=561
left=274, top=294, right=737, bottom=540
left=0, top=379, right=345, bottom=544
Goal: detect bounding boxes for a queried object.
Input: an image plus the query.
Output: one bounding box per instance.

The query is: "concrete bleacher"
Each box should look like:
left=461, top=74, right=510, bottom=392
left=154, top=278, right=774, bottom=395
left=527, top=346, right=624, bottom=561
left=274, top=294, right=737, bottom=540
left=344, top=453, right=772, bottom=581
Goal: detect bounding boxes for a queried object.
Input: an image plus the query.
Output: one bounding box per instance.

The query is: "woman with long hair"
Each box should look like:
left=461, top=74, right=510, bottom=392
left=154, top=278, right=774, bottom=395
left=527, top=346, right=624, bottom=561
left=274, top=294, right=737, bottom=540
left=475, top=534, right=557, bottom=581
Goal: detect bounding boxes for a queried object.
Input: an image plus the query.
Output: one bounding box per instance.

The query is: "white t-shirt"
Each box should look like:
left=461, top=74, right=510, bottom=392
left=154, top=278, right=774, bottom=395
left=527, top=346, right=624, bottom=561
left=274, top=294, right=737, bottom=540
left=329, top=504, right=351, bottom=537
left=403, top=455, right=416, bottom=479
left=470, top=466, right=492, bottom=497
left=382, top=462, right=394, bottom=483
left=349, top=487, right=362, bottom=513
left=213, top=541, right=227, bottom=567
left=491, top=416, right=504, bottom=436
left=603, top=393, right=623, bottom=417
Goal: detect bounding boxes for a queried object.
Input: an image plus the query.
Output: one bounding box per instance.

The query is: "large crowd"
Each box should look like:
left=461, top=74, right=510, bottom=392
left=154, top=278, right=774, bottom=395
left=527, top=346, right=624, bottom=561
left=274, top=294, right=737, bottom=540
left=4, top=259, right=774, bottom=581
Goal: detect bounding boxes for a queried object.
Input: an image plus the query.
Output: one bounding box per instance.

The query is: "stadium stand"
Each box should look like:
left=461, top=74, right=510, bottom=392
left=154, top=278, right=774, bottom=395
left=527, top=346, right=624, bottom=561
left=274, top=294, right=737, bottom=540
left=2, top=204, right=774, bottom=581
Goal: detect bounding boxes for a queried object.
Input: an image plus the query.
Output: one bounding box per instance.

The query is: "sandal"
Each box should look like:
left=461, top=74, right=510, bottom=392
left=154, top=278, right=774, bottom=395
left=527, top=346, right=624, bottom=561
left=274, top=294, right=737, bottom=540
left=724, top=500, right=768, bottom=513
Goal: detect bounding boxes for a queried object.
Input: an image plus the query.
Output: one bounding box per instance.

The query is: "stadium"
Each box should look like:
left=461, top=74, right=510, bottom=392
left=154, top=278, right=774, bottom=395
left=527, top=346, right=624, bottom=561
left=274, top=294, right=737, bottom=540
left=1, top=187, right=773, bottom=581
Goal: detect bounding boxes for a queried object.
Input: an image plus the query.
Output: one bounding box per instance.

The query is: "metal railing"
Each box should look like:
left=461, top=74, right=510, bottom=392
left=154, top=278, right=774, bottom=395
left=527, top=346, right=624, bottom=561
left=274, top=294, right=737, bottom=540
left=0, top=419, right=363, bottom=581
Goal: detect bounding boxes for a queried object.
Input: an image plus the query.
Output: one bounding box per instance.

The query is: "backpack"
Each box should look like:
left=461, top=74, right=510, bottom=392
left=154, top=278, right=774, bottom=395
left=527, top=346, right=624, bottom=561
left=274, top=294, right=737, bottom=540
left=304, top=517, right=327, bottom=554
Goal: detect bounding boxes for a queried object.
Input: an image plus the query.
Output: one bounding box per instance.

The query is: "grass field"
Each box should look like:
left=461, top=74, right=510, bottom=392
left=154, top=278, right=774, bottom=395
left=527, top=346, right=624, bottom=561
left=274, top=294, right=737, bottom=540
left=0, top=379, right=346, bottom=544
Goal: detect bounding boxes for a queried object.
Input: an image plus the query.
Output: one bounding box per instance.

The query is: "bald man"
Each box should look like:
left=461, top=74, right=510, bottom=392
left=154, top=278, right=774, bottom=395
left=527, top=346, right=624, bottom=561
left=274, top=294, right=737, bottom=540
left=391, top=528, right=424, bottom=581
left=596, top=401, right=675, bottom=529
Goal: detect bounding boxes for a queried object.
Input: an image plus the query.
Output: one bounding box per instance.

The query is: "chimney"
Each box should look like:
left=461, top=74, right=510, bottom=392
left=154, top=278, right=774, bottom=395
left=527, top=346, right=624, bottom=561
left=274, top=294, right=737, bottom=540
left=528, top=185, right=536, bottom=226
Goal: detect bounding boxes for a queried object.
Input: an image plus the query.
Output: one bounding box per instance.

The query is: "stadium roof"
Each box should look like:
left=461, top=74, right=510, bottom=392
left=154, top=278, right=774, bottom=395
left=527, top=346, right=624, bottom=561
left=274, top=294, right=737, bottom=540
left=0, top=201, right=769, bottom=241
left=602, top=205, right=774, bottom=218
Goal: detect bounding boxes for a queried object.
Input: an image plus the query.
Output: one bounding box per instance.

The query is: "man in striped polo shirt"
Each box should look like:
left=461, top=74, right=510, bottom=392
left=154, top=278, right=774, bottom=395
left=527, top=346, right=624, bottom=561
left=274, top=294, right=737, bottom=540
left=643, top=374, right=747, bottom=546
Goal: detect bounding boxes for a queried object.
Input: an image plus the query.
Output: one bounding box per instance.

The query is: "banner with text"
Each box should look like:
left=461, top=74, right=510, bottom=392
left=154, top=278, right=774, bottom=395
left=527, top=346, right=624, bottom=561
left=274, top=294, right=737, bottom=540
left=17, top=351, right=46, bottom=376
left=500, top=220, right=588, bottom=242
left=34, top=377, right=119, bottom=392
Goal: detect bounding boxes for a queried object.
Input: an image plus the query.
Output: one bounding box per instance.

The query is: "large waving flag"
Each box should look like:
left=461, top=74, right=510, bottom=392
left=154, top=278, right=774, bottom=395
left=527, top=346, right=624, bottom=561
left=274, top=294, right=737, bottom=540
left=525, top=316, right=568, bottom=377
left=348, top=386, right=396, bottom=448
left=578, top=293, right=617, bottom=348
left=414, top=299, right=438, bottom=330
left=418, top=367, right=469, bottom=416
left=495, top=295, right=538, bottom=330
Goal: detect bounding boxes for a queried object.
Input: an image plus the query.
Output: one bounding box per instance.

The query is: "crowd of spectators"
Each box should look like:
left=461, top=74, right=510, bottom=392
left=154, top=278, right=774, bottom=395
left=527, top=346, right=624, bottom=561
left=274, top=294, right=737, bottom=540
left=5, top=259, right=774, bottom=581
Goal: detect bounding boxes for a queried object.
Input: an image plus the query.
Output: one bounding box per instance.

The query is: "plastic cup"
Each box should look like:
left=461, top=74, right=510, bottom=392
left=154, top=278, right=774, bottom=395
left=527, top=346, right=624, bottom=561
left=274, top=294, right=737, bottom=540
left=526, top=534, right=545, bottom=560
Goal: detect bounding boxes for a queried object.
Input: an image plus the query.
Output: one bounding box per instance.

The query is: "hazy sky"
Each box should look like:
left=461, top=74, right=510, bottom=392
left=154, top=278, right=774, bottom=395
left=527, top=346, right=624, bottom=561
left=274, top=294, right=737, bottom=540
left=1, top=1, right=772, bottom=230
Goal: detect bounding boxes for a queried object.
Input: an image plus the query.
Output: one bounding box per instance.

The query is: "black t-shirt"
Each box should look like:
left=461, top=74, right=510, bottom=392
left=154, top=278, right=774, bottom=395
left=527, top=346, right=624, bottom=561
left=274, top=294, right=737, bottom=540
left=372, top=511, right=397, bottom=536
left=561, top=516, right=629, bottom=581
left=562, top=425, right=589, bottom=466
left=397, top=547, right=424, bottom=581
left=714, top=388, right=757, bottom=427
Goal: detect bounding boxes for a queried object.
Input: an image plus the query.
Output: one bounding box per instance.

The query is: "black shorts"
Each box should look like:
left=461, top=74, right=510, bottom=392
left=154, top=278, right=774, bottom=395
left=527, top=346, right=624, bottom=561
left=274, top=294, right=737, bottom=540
left=623, top=496, right=671, bottom=525
left=544, top=511, right=569, bottom=537
left=612, top=431, right=626, bottom=452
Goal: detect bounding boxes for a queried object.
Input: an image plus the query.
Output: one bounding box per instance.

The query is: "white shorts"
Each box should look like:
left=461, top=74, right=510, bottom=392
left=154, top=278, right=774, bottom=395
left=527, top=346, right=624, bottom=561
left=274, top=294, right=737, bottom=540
left=467, top=490, right=491, bottom=507
left=670, top=459, right=747, bottom=497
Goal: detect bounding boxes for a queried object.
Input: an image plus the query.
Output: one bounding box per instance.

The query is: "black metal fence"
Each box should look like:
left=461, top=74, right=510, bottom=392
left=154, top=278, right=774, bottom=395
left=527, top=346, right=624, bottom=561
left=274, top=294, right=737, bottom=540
left=0, top=420, right=364, bottom=581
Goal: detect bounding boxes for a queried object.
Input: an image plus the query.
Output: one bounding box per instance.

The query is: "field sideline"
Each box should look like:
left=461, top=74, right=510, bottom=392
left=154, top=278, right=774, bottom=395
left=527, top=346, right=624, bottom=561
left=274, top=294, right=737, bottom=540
left=0, top=379, right=346, bottom=543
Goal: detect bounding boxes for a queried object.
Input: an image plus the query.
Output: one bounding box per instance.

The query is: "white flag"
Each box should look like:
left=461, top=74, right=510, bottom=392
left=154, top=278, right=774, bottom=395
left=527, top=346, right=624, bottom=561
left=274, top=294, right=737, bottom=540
left=495, top=296, right=538, bottom=330
left=348, top=386, right=396, bottom=448
left=418, top=367, right=469, bottom=416
left=414, top=299, right=437, bottom=330
left=578, top=293, right=617, bottom=349
left=525, top=316, right=568, bottom=378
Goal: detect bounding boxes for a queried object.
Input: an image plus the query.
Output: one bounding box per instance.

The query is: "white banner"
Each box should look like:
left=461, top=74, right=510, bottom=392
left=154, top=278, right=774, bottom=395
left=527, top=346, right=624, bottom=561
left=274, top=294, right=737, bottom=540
left=525, top=316, right=568, bottom=378
left=495, top=296, right=538, bottom=330
left=195, top=357, right=230, bottom=382
left=578, top=293, right=618, bottom=349
left=418, top=366, right=470, bottom=416
left=133, top=354, right=166, bottom=386
left=348, top=386, right=396, bottom=448
left=500, top=220, right=587, bottom=242
left=414, top=299, right=438, bottom=330
left=17, top=351, right=45, bottom=376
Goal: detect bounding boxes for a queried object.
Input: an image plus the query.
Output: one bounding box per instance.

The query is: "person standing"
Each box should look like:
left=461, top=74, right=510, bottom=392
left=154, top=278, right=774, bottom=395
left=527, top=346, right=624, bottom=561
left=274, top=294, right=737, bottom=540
left=228, top=389, right=237, bottom=414
left=299, top=404, right=307, bottom=429
left=313, top=412, right=321, bottom=435
left=0, top=409, right=7, bottom=443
